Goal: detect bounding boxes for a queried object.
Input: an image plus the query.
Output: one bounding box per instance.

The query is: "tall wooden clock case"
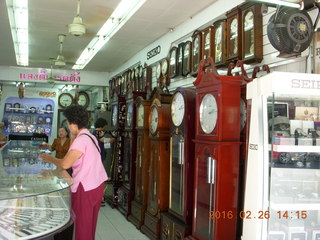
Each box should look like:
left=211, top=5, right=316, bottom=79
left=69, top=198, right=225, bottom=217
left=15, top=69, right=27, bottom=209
left=186, top=58, right=242, bottom=240
left=161, top=87, right=196, bottom=240
left=105, top=80, right=126, bottom=207
left=118, top=77, right=146, bottom=217
left=128, top=96, right=152, bottom=228
left=141, top=87, right=172, bottom=240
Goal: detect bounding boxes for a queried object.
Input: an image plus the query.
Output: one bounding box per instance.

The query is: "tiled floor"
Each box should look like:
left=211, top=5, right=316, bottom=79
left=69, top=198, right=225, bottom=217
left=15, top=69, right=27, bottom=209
left=95, top=204, right=150, bottom=240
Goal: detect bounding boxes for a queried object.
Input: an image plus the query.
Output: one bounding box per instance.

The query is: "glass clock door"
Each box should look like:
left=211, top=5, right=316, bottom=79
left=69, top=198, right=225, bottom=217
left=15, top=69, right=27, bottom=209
left=266, top=93, right=320, bottom=240
left=135, top=135, right=143, bottom=203
left=123, top=138, right=131, bottom=188
left=169, top=135, right=185, bottom=216
left=148, top=144, right=158, bottom=215
left=194, top=145, right=215, bottom=239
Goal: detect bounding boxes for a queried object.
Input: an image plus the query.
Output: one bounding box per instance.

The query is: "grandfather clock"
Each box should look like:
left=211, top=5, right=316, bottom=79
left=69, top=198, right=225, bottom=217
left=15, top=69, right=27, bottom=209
left=105, top=79, right=126, bottom=208
left=161, top=87, right=196, bottom=240
left=186, top=57, right=242, bottom=240
left=128, top=96, right=152, bottom=228
left=141, top=87, right=172, bottom=240
left=118, top=75, right=146, bottom=217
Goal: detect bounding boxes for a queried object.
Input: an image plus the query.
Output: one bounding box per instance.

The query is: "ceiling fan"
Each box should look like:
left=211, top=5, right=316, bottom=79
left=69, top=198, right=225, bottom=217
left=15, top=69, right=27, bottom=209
left=68, top=0, right=86, bottom=37
left=55, top=34, right=67, bottom=67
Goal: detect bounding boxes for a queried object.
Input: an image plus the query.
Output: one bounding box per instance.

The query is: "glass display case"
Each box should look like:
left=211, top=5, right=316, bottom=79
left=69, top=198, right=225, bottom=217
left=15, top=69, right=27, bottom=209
left=3, top=97, right=54, bottom=137
left=0, top=140, right=73, bottom=240
left=242, top=72, right=320, bottom=240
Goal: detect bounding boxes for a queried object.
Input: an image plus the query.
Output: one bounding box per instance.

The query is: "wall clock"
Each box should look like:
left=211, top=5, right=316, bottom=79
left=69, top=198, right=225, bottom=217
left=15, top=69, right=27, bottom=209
left=182, top=41, right=192, bottom=77
left=226, top=7, right=242, bottom=61
left=240, top=3, right=262, bottom=63
left=77, top=91, right=90, bottom=109
left=155, top=62, right=162, bottom=87
left=161, top=58, right=169, bottom=90
left=191, top=30, right=202, bottom=76
left=138, top=65, right=144, bottom=91
left=213, top=20, right=227, bottom=67
left=177, top=42, right=184, bottom=77
left=169, top=46, right=178, bottom=79
left=202, top=26, right=214, bottom=60
left=58, top=93, right=73, bottom=108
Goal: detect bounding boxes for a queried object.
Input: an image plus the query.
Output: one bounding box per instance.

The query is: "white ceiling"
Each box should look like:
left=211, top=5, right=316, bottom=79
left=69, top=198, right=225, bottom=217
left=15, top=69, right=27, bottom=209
left=0, top=0, right=218, bottom=73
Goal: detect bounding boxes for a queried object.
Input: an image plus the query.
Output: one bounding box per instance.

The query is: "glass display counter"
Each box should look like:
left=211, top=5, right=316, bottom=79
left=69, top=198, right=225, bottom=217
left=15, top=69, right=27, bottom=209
left=242, top=72, right=320, bottom=240
left=0, top=140, right=73, bottom=240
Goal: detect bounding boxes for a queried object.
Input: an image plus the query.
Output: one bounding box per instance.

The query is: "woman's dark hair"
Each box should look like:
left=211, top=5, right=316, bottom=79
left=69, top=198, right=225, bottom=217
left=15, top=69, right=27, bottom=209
left=94, top=118, right=108, bottom=128
left=63, top=105, right=88, bottom=129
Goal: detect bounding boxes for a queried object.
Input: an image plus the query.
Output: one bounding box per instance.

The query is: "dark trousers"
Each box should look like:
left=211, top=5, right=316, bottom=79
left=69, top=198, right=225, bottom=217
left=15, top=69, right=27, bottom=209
left=71, top=182, right=104, bottom=240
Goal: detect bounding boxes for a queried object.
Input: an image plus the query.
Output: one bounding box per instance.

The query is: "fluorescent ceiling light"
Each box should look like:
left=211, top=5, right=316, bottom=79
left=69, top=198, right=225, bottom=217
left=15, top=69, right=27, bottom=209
left=73, top=0, right=146, bottom=70
left=251, top=0, right=301, bottom=8
left=6, top=0, right=29, bottom=66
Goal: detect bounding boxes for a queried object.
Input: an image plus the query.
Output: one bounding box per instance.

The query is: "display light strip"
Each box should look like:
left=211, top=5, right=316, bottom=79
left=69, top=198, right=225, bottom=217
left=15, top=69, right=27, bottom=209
left=72, top=0, right=147, bottom=70
left=6, top=0, right=29, bottom=66
left=251, top=0, right=301, bottom=8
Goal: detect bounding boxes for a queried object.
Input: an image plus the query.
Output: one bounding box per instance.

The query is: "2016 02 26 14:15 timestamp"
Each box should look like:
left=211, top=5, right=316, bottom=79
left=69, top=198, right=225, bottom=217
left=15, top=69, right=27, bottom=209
left=209, top=210, right=308, bottom=219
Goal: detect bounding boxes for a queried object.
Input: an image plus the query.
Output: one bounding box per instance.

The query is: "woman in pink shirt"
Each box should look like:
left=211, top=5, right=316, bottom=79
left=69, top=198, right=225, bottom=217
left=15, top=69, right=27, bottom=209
left=40, top=105, right=108, bottom=240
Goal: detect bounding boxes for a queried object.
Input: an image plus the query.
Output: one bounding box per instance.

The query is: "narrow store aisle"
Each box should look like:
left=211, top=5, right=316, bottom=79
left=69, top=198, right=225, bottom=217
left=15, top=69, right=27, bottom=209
left=95, top=204, right=150, bottom=240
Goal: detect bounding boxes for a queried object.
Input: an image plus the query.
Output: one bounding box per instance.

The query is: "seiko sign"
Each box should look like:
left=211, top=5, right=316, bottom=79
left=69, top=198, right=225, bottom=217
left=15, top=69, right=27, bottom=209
left=291, top=79, right=320, bottom=89
left=147, top=45, right=161, bottom=60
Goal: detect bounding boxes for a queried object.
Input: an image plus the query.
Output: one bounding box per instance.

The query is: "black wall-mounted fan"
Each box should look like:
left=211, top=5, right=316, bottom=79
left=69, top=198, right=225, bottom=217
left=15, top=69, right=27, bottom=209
left=267, top=6, right=313, bottom=56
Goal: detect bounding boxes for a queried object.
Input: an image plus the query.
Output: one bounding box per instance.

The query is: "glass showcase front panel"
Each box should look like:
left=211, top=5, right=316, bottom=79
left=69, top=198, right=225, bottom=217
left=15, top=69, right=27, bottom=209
left=195, top=147, right=215, bottom=239
left=267, top=93, right=320, bottom=240
left=170, top=135, right=185, bottom=216
left=135, top=136, right=143, bottom=202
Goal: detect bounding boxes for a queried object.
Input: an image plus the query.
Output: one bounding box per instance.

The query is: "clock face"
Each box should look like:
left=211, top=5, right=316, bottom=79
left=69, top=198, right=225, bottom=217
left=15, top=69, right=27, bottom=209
left=137, top=104, right=144, bottom=127
left=156, top=62, right=161, bottom=80
left=150, top=106, right=159, bottom=134
left=161, top=59, right=168, bottom=75
left=112, top=104, right=118, bottom=127
left=59, top=93, right=73, bottom=108
left=215, top=24, right=222, bottom=63
left=240, top=98, right=246, bottom=131
left=199, top=94, right=218, bottom=134
left=230, top=18, right=238, bottom=55
left=171, top=92, right=185, bottom=127
left=126, top=103, right=133, bottom=127
left=78, top=92, right=89, bottom=108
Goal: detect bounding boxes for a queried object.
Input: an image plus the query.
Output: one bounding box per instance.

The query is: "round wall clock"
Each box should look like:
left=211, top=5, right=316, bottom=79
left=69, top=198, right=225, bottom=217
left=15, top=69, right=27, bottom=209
left=150, top=106, right=159, bottom=134
left=171, top=92, right=185, bottom=127
left=77, top=91, right=90, bottom=108
left=58, top=93, right=73, bottom=108
left=199, top=93, right=218, bottom=134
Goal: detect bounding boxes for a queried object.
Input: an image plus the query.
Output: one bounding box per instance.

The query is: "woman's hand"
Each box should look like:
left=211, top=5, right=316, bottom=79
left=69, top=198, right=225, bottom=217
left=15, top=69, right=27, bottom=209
left=39, top=154, right=54, bottom=163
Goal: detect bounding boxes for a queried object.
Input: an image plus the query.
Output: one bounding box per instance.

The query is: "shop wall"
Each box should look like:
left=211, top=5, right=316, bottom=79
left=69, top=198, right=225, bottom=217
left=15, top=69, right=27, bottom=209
left=111, top=0, right=319, bottom=92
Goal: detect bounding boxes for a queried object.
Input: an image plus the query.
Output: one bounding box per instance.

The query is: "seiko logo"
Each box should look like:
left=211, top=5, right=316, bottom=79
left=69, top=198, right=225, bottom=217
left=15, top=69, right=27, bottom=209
left=249, top=144, right=258, bottom=150
left=147, top=45, right=161, bottom=60
left=291, top=79, right=320, bottom=89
